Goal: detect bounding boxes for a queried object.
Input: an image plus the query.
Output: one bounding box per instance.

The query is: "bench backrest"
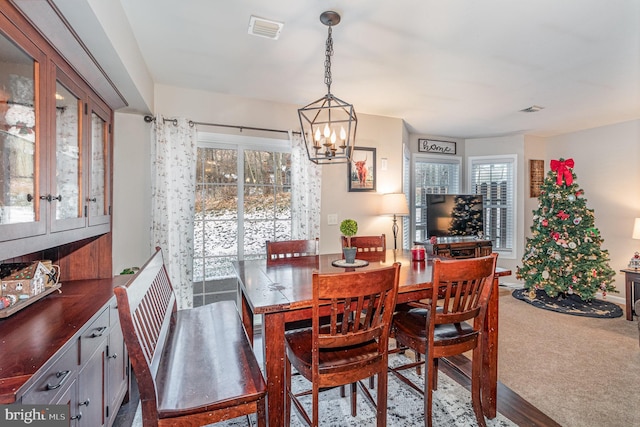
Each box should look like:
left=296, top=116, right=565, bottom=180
left=114, top=247, right=176, bottom=410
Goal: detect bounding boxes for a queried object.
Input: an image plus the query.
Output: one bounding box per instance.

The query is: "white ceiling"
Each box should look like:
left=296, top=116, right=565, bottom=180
left=116, top=0, right=640, bottom=138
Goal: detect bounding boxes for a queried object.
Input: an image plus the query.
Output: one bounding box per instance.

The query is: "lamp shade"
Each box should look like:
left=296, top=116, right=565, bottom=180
left=380, top=193, right=410, bottom=216
left=633, top=218, right=640, bottom=240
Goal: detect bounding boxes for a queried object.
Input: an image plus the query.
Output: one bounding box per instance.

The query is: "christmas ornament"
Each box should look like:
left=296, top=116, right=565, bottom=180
left=567, top=194, right=575, bottom=202
left=573, top=217, right=582, bottom=225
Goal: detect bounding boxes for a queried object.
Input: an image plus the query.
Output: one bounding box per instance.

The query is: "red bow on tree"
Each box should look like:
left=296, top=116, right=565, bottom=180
left=550, top=158, right=574, bottom=186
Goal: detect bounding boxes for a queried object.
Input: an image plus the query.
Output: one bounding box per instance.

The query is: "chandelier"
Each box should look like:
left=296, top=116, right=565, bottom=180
left=298, top=11, right=357, bottom=165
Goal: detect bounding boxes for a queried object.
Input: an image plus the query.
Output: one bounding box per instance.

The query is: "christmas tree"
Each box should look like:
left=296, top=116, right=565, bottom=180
left=448, top=195, right=483, bottom=236
left=516, top=158, right=616, bottom=301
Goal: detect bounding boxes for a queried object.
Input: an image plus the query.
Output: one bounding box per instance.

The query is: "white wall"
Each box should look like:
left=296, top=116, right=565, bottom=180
left=112, top=112, right=152, bottom=274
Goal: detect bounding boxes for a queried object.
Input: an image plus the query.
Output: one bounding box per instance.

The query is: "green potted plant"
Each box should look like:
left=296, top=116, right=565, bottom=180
left=340, top=218, right=358, bottom=264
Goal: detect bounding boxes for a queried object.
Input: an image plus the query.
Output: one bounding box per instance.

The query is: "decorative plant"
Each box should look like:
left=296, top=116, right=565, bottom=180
left=340, top=219, right=358, bottom=247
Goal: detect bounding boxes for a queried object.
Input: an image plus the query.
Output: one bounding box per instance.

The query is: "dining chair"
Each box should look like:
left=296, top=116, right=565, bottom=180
left=389, top=253, right=498, bottom=427
left=284, top=263, right=401, bottom=427
left=266, top=238, right=319, bottom=264
left=341, top=234, right=386, bottom=263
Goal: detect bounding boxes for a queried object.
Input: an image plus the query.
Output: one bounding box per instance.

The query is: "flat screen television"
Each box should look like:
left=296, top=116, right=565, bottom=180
left=425, top=194, right=484, bottom=237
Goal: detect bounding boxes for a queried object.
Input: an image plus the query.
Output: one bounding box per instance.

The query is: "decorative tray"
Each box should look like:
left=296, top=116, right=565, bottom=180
left=0, top=283, right=62, bottom=319
left=331, top=259, right=369, bottom=268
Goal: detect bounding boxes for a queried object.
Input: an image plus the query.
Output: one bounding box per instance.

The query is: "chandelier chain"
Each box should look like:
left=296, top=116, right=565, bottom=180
left=324, top=26, right=333, bottom=93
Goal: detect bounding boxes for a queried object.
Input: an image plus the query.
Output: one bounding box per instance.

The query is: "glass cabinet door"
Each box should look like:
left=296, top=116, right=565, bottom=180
left=50, top=69, right=85, bottom=232
left=86, top=97, right=110, bottom=226
left=0, top=28, right=46, bottom=241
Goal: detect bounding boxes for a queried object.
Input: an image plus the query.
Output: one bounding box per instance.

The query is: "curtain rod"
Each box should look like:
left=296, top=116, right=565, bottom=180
left=143, top=115, right=301, bottom=135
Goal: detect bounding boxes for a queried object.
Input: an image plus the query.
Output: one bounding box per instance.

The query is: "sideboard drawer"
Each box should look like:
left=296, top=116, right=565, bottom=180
left=22, top=340, right=79, bottom=404
left=80, top=307, right=109, bottom=364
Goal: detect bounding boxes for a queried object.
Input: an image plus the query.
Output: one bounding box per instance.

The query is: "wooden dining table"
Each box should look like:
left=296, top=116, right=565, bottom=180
left=233, top=249, right=510, bottom=427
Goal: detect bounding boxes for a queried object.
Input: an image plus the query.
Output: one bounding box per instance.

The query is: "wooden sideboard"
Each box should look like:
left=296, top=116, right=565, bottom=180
left=0, top=277, right=129, bottom=427
left=416, top=237, right=493, bottom=259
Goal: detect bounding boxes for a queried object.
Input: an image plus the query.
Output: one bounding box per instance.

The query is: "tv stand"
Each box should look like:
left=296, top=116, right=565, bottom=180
left=416, top=237, right=493, bottom=259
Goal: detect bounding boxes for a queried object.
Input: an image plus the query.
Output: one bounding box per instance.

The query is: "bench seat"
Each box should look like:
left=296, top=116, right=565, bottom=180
left=115, top=248, right=266, bottom=427
left=157, top=301, right=265, bottom=420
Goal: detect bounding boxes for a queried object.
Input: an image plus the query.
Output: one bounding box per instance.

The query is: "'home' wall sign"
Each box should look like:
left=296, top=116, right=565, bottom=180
left=418, top=139, right=456, bottom=155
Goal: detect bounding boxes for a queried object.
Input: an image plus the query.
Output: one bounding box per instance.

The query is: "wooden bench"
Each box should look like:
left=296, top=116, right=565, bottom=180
left=114, top=248, right=266, bottom=427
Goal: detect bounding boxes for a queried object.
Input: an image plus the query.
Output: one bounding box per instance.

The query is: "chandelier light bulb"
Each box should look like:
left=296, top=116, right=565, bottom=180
left=323, top=123, right=331, bottom=138
left=340, top=126, right=346, bottom=140
left=314, top=128, right=321, bottom=141
left=331, top=130, right=337, bottom=144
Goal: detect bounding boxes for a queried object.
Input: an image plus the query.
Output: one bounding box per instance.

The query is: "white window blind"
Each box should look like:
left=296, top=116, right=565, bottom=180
left=468, top=155, right=516, bottom=256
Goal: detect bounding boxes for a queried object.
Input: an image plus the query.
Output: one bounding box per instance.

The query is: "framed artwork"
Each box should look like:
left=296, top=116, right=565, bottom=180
left=418, top=139, right=456, bottom=155
left=348, top=147, right=376, bottom=192
left=529, top=159, right=544, bottom=198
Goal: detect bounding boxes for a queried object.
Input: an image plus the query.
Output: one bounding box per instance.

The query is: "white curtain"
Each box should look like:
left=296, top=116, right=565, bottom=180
left=151, top=116, right=197, bottom=309
left=290, top=131, right=321, bottom=240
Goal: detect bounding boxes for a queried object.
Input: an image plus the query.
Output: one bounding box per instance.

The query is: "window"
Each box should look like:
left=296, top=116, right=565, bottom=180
left=193, top=133, right=291, bottom=306
left=468, top=155, right=516, bottom=258
left=411, top=155, right=462, bottom=242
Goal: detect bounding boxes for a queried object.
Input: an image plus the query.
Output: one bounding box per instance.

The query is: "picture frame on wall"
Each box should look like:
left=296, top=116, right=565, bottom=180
left=418, top=139, right=456, bottom=155
left=348, top=147, right=376, bottom=192
left=529, top=159, right=544, bottom=198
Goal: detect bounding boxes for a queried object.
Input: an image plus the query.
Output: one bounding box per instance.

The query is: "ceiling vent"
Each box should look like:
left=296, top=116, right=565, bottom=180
left=520, top=105, right=545, bottom=113
left=248, top=16, right=284, bottom=40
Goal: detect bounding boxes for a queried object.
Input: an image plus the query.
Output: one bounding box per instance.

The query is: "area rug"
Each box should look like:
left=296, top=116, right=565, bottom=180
left=130, top=352, right=516, bottom=426
left=512, top=288, right=623, bottom=318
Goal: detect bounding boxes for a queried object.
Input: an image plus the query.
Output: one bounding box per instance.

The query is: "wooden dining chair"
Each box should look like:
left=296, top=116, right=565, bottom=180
left=284, top=263, right=401, bottom=427
left=266, top=238, right=319, bottom=264
left=389, top=253, right=498, bottom=427
left=341, top=234, right=386, bottom=261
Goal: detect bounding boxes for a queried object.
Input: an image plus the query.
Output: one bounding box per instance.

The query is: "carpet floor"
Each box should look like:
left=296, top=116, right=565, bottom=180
left=131, top=351, right=515, bottom=426
left=498, top=288, right=640, bottom=427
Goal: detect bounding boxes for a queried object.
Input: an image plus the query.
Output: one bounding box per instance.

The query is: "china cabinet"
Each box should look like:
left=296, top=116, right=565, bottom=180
left=0, top=2, right=112, bottom=260
left=0, top=2, right=126, bottom=425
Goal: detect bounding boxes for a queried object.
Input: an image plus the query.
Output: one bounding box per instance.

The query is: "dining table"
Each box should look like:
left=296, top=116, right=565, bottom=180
left=233, top=249, right=510, bottom=427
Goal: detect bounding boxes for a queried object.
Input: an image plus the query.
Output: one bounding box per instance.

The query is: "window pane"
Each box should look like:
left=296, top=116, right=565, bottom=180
left=89, top=112, right=106, bottom=217
left=55, top=80, right=81, bottom=220
left=413, top=157, right=460, bottom=242
left=194, top=141, right=292, bottom=306
left=0, top=34, right=37, bottom=224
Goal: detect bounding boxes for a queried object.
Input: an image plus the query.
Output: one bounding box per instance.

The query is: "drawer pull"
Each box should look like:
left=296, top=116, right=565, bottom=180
left=70, top=413, right=82, bottom=420
left=46, top=370, right=71, bottom=390
left=108, top=353, right=118, bottom=359
left=79, top=399, right=90, bottom=407
left=90, top=326, right=107, bottom=338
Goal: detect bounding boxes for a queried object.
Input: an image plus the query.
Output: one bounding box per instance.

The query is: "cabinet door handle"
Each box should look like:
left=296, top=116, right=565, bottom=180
left=52, top=194, right=62, bottom=202
left=86, top=197, right=97, bottom=202
left=90, top=326, right=107, bottom=338
left=108, top=353, right=118, bottom=359
left=70, top=413, right=82, bottom=420
left=27, top=193, right=34, bottom=202
left=79, top=399, right=90, bottom=407
left=46, top=370, right=71, bottom=390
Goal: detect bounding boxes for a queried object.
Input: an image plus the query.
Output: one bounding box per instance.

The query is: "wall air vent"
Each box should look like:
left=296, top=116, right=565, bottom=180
left=248, top=16, right=284, bottom=40
left=520, top=105, right=545, bottom=113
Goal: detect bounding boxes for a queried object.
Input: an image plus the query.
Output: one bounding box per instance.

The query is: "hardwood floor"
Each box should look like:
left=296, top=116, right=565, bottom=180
left=114, top=338, right=560, bottom=427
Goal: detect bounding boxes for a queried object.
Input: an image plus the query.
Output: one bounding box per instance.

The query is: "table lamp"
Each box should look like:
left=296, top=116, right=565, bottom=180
left=380, top=193, right=410, bottom=250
